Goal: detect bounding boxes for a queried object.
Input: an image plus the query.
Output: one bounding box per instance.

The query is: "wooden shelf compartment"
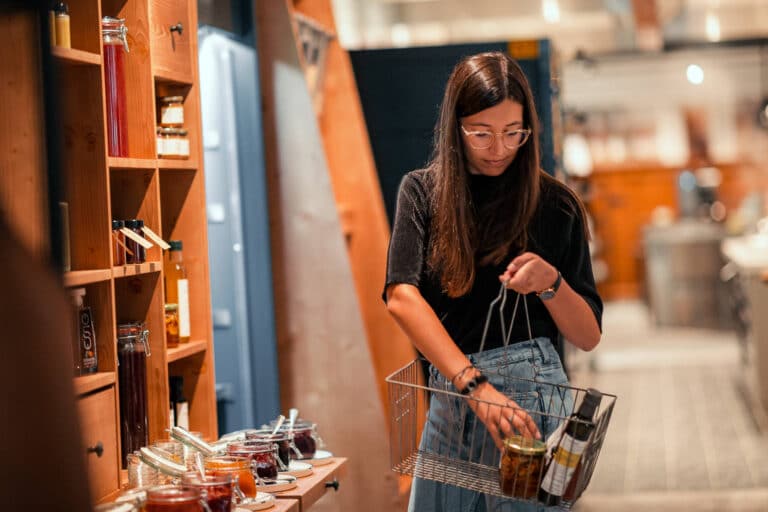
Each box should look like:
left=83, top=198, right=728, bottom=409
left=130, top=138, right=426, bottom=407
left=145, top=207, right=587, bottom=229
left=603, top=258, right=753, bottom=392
left=68, top=279, right=118, bottom=374
left=159, top=171, right=210, bottom=343
left=112, top=261, right=162, bottom=278
left=63, top=269, right=113, bottom=287
left=52, top=46, right=101, bottom=66
left=168, top=348, right=216, bottom=442
left=58, top=61, right=111, bottom=271
left=102, top=0, right=157, bottom=160
left=64, top=0, right=103, bottom=54
left=167, top=339, right=207, bottom=362
left=149, top=0, right=194, bottom=86
left=109, top=168, right=163, bottom=264
left=74, top=372, right=116, bottom=396
left=113, top=269, right=169, bottom=442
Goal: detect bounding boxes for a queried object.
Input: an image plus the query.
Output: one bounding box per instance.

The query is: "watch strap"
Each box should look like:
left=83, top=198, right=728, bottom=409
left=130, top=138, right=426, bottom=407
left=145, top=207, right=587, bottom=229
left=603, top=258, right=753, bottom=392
left=536, top=271, right=562, bottom=300
left=459, top=374, right=489, bottom=395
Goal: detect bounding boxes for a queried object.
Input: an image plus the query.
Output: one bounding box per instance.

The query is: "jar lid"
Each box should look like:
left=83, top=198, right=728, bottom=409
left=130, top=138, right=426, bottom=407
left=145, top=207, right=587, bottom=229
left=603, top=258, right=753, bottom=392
left=165, top=303, right=178, bottom=312
left=169, top=240, right=183, bottom=251
left=177, top=129, right=188, bottom=136
left=112, top=219, right=124, bottom=229
left=158, top=127, right=177, bottom=134
left=161, top=96, right=184, bottom=103
left=503, top=435, right=546, bottom=455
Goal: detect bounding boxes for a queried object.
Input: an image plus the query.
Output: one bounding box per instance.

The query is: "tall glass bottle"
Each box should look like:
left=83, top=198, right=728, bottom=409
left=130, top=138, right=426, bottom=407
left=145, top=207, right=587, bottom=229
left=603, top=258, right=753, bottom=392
left=539, top=388, right=602, bottom=506
left=102, top=16, right=129, bottom=157
left=164, top=241, right=190, bottom=343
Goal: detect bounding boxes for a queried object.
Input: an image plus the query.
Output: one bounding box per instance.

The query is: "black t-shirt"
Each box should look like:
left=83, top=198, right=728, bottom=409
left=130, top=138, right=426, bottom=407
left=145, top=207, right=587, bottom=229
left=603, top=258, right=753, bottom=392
left=383, top=168, right=603, bottom=355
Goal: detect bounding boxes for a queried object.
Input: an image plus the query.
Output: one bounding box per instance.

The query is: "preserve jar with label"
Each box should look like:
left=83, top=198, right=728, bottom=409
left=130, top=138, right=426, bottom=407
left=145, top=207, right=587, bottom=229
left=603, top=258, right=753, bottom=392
left=160, top=96, right=184, bottom=127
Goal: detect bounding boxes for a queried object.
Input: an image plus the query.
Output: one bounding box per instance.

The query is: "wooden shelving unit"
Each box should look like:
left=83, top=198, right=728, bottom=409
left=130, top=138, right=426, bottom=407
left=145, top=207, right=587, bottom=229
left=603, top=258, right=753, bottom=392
left=0, top=0, right=216, bottom=503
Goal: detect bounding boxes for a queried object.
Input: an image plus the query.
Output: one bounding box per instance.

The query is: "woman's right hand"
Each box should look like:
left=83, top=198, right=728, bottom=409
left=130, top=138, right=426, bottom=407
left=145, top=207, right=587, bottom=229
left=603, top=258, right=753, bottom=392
left=466, top=381, right=541, bottom=450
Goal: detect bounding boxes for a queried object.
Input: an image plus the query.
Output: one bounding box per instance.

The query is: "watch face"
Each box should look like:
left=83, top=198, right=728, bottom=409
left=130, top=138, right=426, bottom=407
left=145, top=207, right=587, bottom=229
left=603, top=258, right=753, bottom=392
left=539, top=289, right=555, bottom=300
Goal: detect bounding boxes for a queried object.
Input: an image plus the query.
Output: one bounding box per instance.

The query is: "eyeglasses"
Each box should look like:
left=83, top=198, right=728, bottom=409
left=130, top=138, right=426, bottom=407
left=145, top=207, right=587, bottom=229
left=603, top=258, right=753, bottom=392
left=461, top=125, right=532, bottom=150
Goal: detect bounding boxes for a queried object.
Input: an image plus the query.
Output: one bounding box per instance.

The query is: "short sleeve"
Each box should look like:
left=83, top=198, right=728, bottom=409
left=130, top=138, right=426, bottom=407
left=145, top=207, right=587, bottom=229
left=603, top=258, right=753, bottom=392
left=382, top=172, right=430, bottom=303
left=562, top=203, right=603, bottom=331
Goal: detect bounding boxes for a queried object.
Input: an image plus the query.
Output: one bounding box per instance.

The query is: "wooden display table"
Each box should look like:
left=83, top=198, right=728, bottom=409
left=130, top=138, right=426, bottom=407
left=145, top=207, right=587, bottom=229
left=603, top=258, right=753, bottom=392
left=267, top=499, right=300, bottom=512
left=273, top=458, right=347, bottom=512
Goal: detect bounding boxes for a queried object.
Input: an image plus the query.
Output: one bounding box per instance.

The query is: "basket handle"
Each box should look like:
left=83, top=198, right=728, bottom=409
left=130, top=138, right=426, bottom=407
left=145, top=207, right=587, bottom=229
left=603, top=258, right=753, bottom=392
left=478, top=283, right=534, bottom=353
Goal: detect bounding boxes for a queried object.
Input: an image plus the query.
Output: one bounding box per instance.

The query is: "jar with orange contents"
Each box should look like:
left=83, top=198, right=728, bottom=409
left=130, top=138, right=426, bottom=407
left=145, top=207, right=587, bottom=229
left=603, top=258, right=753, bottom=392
left=204, top=455, right=256, bottom=498
left=144, top=485, right=205, bottom=512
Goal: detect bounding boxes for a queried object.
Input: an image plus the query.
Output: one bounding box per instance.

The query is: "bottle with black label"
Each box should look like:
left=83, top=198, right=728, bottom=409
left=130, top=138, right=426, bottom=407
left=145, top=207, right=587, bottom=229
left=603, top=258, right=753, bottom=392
left=70, top=287, right=98, bottom=375
left=538, top=388, right=602, bottom=506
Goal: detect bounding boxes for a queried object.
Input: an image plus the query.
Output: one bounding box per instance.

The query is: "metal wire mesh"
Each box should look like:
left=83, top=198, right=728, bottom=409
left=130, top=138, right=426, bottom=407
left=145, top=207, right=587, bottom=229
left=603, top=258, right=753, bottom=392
left=386, top=358, right=616, bottom=507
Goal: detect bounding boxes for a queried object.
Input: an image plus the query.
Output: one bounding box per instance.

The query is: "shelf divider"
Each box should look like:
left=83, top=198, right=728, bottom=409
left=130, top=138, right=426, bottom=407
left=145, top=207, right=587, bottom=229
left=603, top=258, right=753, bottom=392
left=52, top=46, right=102, bottom=66
left=112, top=261, right=162, bottom=279
left=74, top=372, right=116, bottom=396
left=108, top=157, right=157, bottom=170
left=63, top=269, right=113, bottom=287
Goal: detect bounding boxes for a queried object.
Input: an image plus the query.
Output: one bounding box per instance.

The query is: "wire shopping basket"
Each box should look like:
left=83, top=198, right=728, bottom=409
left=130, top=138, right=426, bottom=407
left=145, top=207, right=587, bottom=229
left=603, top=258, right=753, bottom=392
left=385, top=285, right=617, bottom=508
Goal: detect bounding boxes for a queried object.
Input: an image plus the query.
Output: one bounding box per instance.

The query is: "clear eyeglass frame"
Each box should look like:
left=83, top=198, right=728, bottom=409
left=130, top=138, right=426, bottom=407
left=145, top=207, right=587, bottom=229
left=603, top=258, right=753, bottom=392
left=461, top=125, right=532, bottom=150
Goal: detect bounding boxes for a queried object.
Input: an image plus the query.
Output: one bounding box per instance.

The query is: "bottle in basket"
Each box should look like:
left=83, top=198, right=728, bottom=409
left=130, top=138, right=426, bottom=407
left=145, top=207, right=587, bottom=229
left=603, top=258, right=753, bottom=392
left=538, top=388, right=602, bottom=506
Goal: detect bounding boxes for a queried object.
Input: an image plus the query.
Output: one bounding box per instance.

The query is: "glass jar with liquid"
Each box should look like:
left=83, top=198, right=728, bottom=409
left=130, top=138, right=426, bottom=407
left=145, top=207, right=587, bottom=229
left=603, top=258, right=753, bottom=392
left=117, top=322, right=150, bottom=467
left=102, top=17, right=129, bottom=157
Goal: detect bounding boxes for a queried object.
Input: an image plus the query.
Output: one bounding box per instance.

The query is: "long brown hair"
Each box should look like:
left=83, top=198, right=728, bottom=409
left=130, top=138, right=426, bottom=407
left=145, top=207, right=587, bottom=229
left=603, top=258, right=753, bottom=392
left=427, top=52, right=543, bottom=297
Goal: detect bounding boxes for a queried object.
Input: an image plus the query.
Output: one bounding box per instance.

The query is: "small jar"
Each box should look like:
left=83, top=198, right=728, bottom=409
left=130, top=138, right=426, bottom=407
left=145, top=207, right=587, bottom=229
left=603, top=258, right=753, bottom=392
left=269, top=419, right=320, bottom=459
left=245, top=430, right=293, bottom=469
left=160, top=96, right=184, bottom=127
left=176, top=129, right=190, bottom=159
left=499, top=435, right=546, bottom=500
left=164, top=304, right=180, bottom=348
left=227, top=441, right=279, bottom=480
left=127, top=451, right=159, bottom=488
left=123, top=219, right=146, bottom=264
left=156, top=127, right=167, bottom=157
left=181, top=472, right=235, bottom=512
left=158, top=128, right=190, bottom=160
left=145, top=486, right=204, bottom=512
left=112, top=219, right=126, bottom=266
left=205, top=456, right=256, bottom=498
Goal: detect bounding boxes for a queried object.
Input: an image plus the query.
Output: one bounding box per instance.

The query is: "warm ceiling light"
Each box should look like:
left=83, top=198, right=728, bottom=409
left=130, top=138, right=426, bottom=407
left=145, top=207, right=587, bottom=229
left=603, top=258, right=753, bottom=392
left=686, top=64, right=704, bottom=85
left=705, top=12, right=721, bottom=42
left=542, top=0, right=560, bottom=24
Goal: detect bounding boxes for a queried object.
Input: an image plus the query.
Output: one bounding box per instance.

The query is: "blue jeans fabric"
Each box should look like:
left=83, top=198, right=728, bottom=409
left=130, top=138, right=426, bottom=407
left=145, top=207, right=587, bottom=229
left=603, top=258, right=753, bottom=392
left=407, top=337, right=573, bottom=512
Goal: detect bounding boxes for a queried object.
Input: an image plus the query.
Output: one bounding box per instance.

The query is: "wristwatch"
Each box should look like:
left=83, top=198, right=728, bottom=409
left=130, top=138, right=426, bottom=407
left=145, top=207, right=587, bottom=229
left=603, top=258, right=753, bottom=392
left=536, top=271, right=562, bottom=301
left=459, top=374, right=489, bottom=395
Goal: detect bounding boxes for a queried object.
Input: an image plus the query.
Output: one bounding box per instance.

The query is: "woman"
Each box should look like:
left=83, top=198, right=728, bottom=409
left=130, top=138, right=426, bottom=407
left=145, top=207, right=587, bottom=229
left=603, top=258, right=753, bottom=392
left=383, top=52, right=603, bottom=511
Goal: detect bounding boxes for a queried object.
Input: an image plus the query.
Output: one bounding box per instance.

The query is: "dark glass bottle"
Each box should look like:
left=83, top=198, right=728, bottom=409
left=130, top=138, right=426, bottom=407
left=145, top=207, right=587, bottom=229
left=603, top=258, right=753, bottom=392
left=538, top=388, right=602, bottom=506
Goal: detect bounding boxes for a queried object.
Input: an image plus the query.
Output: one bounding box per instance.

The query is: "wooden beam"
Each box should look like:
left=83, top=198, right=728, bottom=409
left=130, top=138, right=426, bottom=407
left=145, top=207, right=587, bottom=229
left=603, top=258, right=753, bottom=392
left=255, top=1, right=403, bottom=510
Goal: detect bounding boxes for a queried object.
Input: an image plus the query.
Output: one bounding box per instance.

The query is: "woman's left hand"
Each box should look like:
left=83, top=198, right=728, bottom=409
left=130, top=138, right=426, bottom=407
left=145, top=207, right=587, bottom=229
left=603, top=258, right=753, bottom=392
left=499, top=252, right=557, bottom=294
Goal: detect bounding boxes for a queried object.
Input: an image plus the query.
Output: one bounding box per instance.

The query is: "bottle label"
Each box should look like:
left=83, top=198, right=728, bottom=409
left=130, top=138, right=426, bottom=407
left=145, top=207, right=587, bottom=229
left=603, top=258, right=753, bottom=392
left=157, top=135, right=165, bottom=156
left=79, top=307, right=98, bottom=372
left=178, top=279, right=190, bottom=338
left=176, top=402, right=190, bottom=430
left=161, top=106, right=184, bottom=126
left=540, top=433, right=588, bottom=496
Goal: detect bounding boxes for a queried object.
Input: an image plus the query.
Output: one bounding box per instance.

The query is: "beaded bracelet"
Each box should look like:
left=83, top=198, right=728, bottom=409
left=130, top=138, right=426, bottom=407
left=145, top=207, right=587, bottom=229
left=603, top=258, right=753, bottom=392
left=450, top=364, right=474, bottom=385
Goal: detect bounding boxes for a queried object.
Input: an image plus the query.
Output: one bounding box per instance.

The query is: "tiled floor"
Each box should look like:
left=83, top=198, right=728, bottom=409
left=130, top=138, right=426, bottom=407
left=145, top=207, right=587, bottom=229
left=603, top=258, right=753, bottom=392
left=569, top=301, right=768, bottom=511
